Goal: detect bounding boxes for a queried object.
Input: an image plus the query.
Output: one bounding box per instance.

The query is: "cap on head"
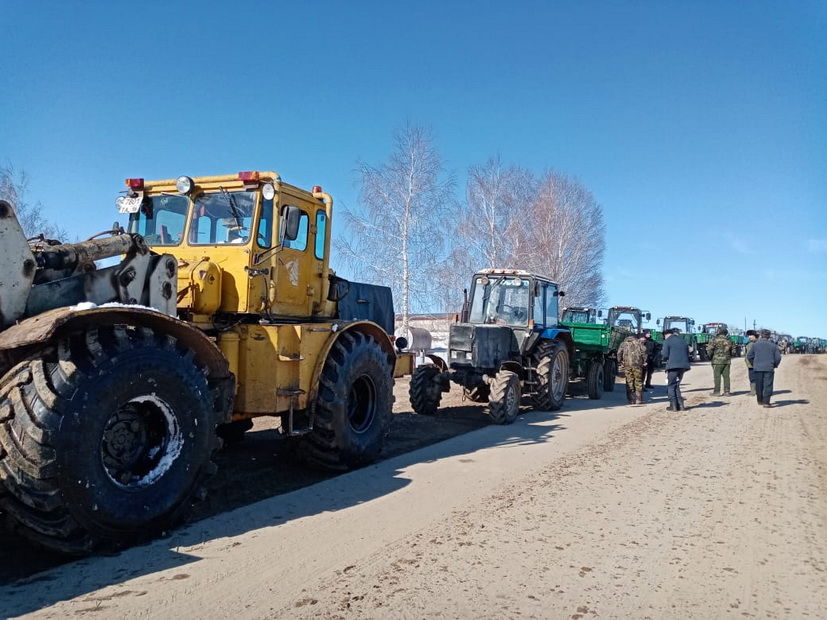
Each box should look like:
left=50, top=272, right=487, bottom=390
left=746, top=330, right=757, bottom=337
left=671, top=327, right=681, bottom=335
left=760, top=329, right=771, bottom=338
left=717, top=327, right=729, bottom=336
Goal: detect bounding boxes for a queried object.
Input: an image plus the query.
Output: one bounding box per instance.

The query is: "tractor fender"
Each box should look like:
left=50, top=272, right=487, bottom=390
left=0, top=305, right=232, bottom=384
left=425, top=354, right=447, bottom=371
left=306, top=321, right=397, bottom=407
left=539, top=327, right=575, bottom=359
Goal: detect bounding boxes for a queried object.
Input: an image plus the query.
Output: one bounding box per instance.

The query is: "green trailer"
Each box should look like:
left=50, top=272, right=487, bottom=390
left=561, top=305, right=651, bottom=399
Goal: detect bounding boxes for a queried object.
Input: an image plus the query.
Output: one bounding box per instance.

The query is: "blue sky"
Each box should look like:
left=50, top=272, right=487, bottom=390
left=1, top=1, right=825, bottom=336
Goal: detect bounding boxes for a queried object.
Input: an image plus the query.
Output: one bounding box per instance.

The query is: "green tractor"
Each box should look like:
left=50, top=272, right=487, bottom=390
left=560, top=306, right=625, bottom=399
left=657, top=316, right=698, bottom=360
left=409, top=269, right=573, bottom=423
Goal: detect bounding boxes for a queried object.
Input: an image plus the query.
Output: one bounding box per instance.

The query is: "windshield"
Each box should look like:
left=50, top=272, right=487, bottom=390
left=469, top=276, right=530, bottom=326
left=127, top=194, right=189, bottom=245
left=562, top=309, right=593, bottom=324
left=663, top=318, right=691, bottom=332
left=188, top=190, right=256, bottom=245
left=607, top=308, right=641, bottom=330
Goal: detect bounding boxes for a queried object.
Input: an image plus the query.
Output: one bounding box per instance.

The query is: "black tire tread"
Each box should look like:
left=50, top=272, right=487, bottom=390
left=488, top=370, right=520, bottom=425
left=0, top=325, right=221, bottom=555
left=409, top=365, right=443, bottom=415
left=531, top=340, right=569, bottom=411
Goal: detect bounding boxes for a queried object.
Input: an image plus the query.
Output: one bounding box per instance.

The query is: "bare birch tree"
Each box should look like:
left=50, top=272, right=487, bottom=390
left=0, top=163, right=66, bottom=239
left=456, top=156, right=534, bottom=269
left=515, top=170, right=605, bottom=306
left=337, top=125, right=454, bottom=331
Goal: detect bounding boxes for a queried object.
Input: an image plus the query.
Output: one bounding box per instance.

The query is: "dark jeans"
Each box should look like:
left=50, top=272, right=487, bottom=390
left=753, top=370, right=775, bottom=404
left=644, top=360, right=655, bottom=387
left=667, top=369, right=686, bottom=407
left=748, top=367, right=755, bottom=385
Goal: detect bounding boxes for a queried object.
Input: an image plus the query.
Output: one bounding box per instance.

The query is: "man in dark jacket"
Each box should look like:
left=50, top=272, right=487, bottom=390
left=660, top=328, right=691, bottom=411
left=747, top=329, right=782, bottom=407
left=642, top=330, right=657, bottom=390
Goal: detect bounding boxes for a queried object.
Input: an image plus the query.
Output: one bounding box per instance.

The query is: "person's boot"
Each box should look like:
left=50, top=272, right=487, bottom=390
left=626, top=385, right=634, bottom=404
left=749, top=383, right=756, bottom=396
left=723, top=390, right=731, bottom=396
left=666, top=398, right=677, bottom=412
left=636, top=390, right=644, bottom=405
left=711, top=390, right=720, bottom=396
left=763, top=400, right=773, bottom=409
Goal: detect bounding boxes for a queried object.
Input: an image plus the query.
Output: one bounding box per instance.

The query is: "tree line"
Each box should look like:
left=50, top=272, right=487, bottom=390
left=338, top=125, right=606, bottom=330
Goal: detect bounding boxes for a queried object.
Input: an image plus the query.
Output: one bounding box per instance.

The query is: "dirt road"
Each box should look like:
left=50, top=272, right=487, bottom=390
left=3, top=356, right=825, bottom=618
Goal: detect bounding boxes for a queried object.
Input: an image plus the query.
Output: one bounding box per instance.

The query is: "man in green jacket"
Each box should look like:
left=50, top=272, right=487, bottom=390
left=744, top=330, right=758, bottom=395
left=708, top=326, right=734, bottom=396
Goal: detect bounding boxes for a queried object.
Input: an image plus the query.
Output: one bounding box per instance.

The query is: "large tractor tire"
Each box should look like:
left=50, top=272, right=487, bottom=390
left=602, top=359, right=617, bottom=392
left=463, top=385, right=490, bottom=403
left=531, top=340, right=569, bottom=411
left=409, top=364, right=444, bottom=415
left=488, top=369, right=521, bottom=425
left=299, top=331, right=393, bottom=471
left=0, top=326, right=220, bottom=555
left=586, top=360, right=605, bottom=400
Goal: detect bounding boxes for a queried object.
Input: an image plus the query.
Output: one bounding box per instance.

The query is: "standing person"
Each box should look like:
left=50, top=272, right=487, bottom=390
left=707, top=326, right=734, bottom=396
left=661, top=327, right=691, bottom=411
left=744, top=330, right=758, bottom=395
left=617, top=334, right=646, bottom=405
left=747, top=329, right=782, bottom=407
left=642, top=330, right=657, bottom=390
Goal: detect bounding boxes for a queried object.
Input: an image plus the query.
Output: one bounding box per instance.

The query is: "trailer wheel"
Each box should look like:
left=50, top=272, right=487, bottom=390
left=587, top=361, right=605, bottom=400
left=409, top=364, right=443, bottom=415
left=300, top=331, right=392, bottom=470
left=531, top=340, right=569, bottom=411
left=463, top=385, right=490, bottom=403
left=488, top=370, right=521, bottom=424
left=602, top=359, right=616, bottom=392
left=0, top=326, right=219, bottom=555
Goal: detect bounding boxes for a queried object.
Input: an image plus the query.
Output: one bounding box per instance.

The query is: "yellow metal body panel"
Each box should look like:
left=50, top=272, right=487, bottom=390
left=127, top=171, right=406, bottom=422
left=137, top=173, right=334, bottom=319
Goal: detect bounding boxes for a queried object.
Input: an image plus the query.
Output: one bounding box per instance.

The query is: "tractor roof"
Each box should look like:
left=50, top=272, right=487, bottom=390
left=475, top=268, right=558, bottom=285
left=609, top=305, right=641, bottom=312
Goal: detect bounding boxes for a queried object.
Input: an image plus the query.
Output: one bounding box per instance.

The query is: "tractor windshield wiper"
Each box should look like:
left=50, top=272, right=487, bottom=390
left=220, top=187, right=244, bottom=231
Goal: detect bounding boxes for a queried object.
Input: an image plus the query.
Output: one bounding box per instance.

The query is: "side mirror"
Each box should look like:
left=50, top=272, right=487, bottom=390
left=645, top=312, right=651, bottom=321
left=553, top=290, right=565, bottom=297
left=597, top=310, right=603, bottom=318
left=656, top=318, right=661, bottom=325
left=280, top=205, right=301, bottom=242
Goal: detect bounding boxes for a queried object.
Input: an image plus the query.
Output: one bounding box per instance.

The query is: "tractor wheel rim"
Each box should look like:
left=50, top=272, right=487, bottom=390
left=551, top=355, right=565, bottom=399
left=100, top=395, right=183, bottom=490
left=348, top=374, right=377, bottom=433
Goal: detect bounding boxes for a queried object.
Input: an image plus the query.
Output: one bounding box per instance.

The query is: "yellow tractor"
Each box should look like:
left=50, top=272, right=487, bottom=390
left=0, top=171, right=412, bottom=554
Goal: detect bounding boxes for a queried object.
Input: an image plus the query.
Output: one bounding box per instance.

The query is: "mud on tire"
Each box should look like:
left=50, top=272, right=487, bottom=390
left=0, top=325, right=221, bottom=555
left=463, top=384, right=490, bottom=403
left=531, top=340, right=569, bottom=411
left=298, top=331, right=393, bottom=471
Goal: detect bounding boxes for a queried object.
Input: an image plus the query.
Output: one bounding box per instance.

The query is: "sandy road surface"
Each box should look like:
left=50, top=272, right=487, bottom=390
left=3, top=356, right=825, bottom=619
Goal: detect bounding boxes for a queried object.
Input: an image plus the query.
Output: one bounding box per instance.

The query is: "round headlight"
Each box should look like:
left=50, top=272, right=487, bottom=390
left=176, top=175, right=194, bottom=194
left=262, top=183, right=276, bottom=200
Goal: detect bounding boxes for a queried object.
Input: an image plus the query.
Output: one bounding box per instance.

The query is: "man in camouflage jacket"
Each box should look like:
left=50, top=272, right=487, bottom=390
left=707, top=326, right=734, bottom=395
left=617, top=334, right=647, bottom=405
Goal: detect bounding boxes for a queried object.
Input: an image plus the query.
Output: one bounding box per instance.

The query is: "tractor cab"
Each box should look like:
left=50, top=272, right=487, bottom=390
left=561, top=306, right=600, bottom=324
left=453, top=269, right=565, bottom=371
left=660, top=316, right=695, bottom=334
left=606, top=306, right=650, bottom=332
left=117, top=172, right=334, bottom=325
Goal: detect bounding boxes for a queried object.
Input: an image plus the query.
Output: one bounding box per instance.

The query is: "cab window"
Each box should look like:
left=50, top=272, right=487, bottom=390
left=533, top=286, right=544, bottom=326
left=257, top=198, right=273, bottom=248
left=545, top=285, right=559, bottom=324
left=282, top=206, right=308, bottom=251
left=314, top=211, right=327, bottom=259
left=188, top=190, right=255, bottom=245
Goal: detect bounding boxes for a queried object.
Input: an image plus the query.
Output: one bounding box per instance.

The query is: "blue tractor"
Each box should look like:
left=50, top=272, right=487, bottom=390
left=409, top=269, right=574, bottom=424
